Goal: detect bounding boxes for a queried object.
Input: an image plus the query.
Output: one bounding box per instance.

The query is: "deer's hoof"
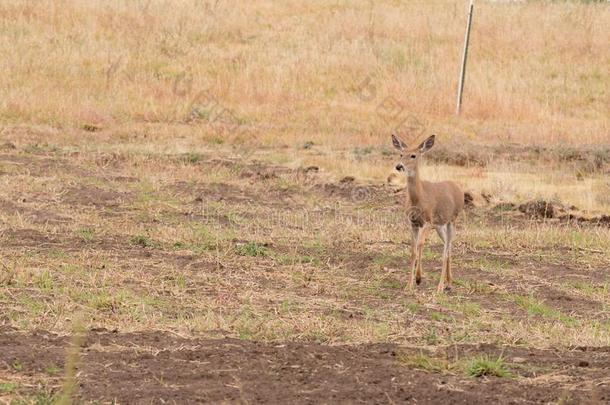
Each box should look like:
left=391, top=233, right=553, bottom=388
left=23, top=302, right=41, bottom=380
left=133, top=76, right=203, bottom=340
left=415, top=277, right=422, bottom=285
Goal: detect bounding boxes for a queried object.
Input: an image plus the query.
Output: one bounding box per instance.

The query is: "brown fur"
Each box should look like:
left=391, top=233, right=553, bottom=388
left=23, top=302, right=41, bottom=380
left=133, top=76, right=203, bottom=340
left=392, top=134, right=464, bottom=293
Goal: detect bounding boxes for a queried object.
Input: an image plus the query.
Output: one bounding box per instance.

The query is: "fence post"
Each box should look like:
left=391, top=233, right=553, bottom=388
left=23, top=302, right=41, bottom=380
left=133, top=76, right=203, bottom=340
left=456, top=0, right=474, bottom=116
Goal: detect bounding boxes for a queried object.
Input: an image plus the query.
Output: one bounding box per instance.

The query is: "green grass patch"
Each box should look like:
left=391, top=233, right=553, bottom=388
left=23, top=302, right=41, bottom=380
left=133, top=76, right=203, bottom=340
left=75, top=228, right=94, bottom=243
left=274, top=253, right=319, bottom=266
left=424, top=330, right=439, bottom=345
left=130, top=234, right=154, bottom=248
left=510, top=294, right=575, bottom=325
left=45, top=364, right=61, bottom=376
left=301, top=238, right=325, bottom=255
left=443, top=299, right=481, bottom=317
left=404, top=302, right=421, bottom=313
left=398, top=352, right=452, bottom=373
left=378, top=277, right=402, bottom=290
left=430, top=311, right=448, bottom=322
left=0, top=382, right=18, bottom=393
left=464, top=355, right=511, bottom=378
left=181, top=152, right=204, bottom=164
left=235, top=242, right=268, bottom=257
left=564, top=281, right=609, bottom=296
left=36, top=271, right=54, bottom=291
left=191, top=224, right=218, bottom=252
left=372, top=253, right=398, bottom=268
left=48, top=248, right=68, bottom=259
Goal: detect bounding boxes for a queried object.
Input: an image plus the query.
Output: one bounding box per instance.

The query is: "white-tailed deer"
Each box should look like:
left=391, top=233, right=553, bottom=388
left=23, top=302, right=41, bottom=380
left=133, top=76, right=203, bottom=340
left=391, top=134, right=464, bottom=293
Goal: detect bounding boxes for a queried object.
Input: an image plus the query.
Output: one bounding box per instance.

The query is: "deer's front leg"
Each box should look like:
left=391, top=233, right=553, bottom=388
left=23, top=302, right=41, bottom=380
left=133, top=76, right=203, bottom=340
left=415, top=225, right=430, bottom=285
left=408, top=225, right=423, bottom=290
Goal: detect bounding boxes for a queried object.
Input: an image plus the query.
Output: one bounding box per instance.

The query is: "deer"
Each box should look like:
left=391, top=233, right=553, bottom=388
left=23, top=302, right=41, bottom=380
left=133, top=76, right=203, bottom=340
left=391, top=134, right=464, bottom=293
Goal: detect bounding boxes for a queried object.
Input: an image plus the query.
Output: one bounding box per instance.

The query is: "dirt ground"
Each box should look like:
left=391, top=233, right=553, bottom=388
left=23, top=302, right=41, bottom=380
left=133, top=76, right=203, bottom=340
left=1, top=327, right=609, bottom=404
left=0, top=144, right=609, bottom=404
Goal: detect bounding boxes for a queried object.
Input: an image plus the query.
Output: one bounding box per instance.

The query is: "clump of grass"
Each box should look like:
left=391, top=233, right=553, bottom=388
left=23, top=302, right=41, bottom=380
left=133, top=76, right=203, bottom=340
left=44, top=364, right=61, bottom=376
left=565, top=281, right=609, bottom=297
left=89, top=294, right=119, bottom=312
left=430, top=311, right=448, bottom=322
left=29, top=390, right=56, bottom=404
left=404, top=302, right=421, bottom=314
left=0, top=382, right=18, bottom=393
left=130, top=234, right=153, bottom=248
left=75, top=228, right=94, bottom=242
left=274, top=253, right=319, bottom=266
left=464, top=355, right=511, bottom=378
left=424, top=330, right=439, bottom=345
left=36, top=271, right=54, bottom=291
left=398, top=352, right=452, bottom=373
left=235, top=242, right=267, bottom=257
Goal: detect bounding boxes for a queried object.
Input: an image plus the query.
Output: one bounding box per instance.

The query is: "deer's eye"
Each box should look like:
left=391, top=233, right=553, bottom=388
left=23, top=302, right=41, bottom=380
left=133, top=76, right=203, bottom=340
left=410, top=154, right=417, bottom=159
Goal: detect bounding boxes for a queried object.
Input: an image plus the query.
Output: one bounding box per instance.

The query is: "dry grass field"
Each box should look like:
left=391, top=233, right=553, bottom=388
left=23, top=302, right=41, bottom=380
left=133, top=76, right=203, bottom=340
left=1, top=0, right=609, bottom=403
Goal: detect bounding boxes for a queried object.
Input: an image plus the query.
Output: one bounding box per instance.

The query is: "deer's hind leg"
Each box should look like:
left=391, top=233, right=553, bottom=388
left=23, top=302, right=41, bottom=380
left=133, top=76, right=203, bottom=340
left=408, top=225, right=426, bottom=290
left=445, top=222, right=455, bottom=287
left=435, top=223, right=453, bottom=293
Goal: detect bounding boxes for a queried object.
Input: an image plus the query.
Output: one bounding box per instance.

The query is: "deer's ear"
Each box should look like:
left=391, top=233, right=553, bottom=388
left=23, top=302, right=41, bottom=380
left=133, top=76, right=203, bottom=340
left=391, top=134, right=406, bottom=150
left=418, top=135, right=435, bottom=153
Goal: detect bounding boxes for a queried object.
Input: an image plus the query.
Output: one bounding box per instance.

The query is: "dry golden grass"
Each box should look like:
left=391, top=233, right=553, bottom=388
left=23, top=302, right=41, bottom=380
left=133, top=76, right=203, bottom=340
left=1, top=0, right=608, bottom=147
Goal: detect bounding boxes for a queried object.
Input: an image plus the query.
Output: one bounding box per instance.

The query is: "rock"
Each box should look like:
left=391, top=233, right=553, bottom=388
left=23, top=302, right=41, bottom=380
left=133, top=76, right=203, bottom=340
left=518, top=200, right=558, bottom=218
left=463, top=191, right=492, bottom=208
left=464, top=191, right=475, bottom=207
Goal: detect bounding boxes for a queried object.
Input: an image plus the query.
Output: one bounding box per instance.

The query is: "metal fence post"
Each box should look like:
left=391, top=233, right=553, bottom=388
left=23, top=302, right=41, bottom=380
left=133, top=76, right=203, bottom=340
left=456, top=0, right=474, bottom=115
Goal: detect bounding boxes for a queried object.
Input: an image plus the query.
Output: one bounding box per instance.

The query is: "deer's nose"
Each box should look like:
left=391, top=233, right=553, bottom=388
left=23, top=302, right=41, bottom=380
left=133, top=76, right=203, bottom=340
left=395, top=163, right=404, bottom=171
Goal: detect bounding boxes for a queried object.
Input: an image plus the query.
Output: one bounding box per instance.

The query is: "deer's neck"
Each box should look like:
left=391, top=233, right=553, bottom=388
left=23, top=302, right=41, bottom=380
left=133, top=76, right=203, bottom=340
left=407, top=165, right=424, bottom=205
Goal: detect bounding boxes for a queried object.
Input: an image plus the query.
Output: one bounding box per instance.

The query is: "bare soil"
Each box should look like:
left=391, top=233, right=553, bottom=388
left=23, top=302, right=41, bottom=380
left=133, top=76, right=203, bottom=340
left=1, top=327, right=608, bottom=404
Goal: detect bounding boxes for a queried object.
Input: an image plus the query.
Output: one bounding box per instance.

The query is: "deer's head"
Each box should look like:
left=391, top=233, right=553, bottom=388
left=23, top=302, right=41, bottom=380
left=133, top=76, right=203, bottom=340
left=391, top=134, right=435, bottom=177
